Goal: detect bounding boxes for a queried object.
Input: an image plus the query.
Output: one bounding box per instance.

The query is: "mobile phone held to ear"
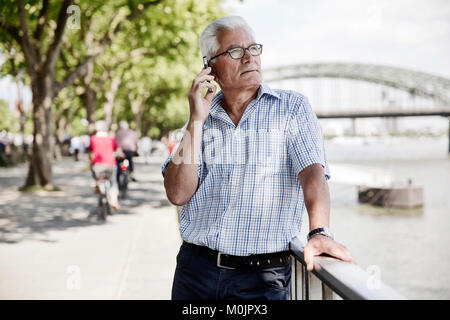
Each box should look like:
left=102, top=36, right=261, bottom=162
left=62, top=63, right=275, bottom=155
left=203, top=56, right=213, bottom=93
left=202, top=56, right=209, bottom=69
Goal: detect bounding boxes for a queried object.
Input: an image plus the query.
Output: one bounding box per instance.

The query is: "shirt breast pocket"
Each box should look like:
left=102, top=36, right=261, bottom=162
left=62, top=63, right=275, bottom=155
left=256, top=130, right=286, bottom=176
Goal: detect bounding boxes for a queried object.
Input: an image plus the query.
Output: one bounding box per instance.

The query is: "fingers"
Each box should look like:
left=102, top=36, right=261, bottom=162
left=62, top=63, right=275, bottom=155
left=304, top=237, right=355, bottom=272
left=190, top=67, right=215, bottom=96
left=324, top=240, right=354, bottom=263
left=198, top=81, right=216, bottom=94
left=200, top=82, right=216, bottom=101
left=195, top=74, right=215, bottom=84
left=195, top=67, right=214, bottom=81
left=199, top=66, right=212, bottom=75
left=304, top=243, right=315, bottom=272
left=191, top=72, right=215, bottom=95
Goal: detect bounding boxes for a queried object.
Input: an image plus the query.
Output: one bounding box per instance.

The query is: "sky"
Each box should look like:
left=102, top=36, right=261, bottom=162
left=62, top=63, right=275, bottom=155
left=225, top=0, right=450, bottom=77
left=1, top=0, right=449, bottom=119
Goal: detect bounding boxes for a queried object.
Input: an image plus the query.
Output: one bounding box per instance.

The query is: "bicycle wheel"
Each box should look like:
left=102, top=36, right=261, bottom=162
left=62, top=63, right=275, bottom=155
left=97, top=181, right=108, bottom=221
left=101, top=197, right=108, bottom=221
left=98, top=193, right=107, bottom=221
left=119, top=172, right=128, bottom=199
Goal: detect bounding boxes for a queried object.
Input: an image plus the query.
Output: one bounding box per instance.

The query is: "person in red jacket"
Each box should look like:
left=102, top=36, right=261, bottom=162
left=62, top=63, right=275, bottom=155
left=88, top=120, right=120, bottom=211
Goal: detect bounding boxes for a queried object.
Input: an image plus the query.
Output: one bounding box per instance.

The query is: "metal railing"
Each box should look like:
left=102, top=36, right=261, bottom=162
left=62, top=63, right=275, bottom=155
left=289, top=236, right=407, bottom=300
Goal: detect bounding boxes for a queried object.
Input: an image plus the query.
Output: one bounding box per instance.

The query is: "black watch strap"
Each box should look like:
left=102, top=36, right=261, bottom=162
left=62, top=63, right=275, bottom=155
left=307, top=227, right=334, bottom=241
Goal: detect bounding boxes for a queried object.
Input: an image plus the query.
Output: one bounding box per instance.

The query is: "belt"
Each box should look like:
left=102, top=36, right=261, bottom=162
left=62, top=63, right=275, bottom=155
left=183, top=241, right=291, bottom=270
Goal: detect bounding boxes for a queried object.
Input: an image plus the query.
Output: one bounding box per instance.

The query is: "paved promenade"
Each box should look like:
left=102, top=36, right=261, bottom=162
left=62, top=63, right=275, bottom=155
left=0, top=154, right=181, bottom=299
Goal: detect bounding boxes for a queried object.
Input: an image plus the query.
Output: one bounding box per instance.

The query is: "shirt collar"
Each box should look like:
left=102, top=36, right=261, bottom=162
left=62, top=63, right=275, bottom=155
left=209, top=83, right=280, bottom=121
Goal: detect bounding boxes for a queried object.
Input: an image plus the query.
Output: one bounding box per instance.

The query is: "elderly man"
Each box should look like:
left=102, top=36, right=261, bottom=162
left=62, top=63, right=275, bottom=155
left=162, top=16, right=353, bottom=300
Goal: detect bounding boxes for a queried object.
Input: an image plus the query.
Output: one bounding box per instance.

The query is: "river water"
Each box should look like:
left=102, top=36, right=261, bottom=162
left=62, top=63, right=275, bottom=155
left=298, top=135, right=450, bottom=299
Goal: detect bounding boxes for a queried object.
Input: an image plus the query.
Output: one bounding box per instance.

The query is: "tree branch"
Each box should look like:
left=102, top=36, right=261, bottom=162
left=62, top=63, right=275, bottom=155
left=59, top=48, right=70, bottom=70
left=44, top=0, right=73, bottom=74
left=17, top=0, right=37, bottom=66
left=33, top=0, right=49, bottom=47
left=53, top=54, right=97, bottom=97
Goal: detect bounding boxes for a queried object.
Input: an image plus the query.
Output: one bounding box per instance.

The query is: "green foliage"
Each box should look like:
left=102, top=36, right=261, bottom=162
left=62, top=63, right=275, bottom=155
left=1, top=0, right=229, bottom=138
left=111, top=0, right=227, bottom=137
left=0, top=98, right=18, bottom=132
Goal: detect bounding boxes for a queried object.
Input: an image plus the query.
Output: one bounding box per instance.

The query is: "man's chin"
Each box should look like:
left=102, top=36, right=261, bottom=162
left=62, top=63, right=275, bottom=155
left=240, top=72, right=261, bottom=83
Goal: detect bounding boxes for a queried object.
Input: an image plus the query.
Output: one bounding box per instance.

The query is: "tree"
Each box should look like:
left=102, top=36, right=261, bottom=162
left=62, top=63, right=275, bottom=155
left=0, top=0, right=161, bottom=189
left=111, top=0, right=226, bottom=138
left=0, top=98, right=17, bottom=132
left=1, top=0, right=228, bottom=189
left=0, top=42, right=28, bottom=137
left=61, top=0, right=226, bottom=136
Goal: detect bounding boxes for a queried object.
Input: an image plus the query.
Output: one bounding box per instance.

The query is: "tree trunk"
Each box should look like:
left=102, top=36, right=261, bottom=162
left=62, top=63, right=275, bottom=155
left=53, top=115, right=68, bottom=160
left=141, top=119, right=152, bottom=138
left=103, top=74, right=122, bottom=130
left=80, top=85, right=97, bottom=135
left=24, top=74, right=54, bottom=189
left=80, top=61, right=97, bottom=135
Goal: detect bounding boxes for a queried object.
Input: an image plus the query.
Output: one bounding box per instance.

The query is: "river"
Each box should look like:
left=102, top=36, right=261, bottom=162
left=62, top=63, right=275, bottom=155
left=298, top=135, right=450, bottom=299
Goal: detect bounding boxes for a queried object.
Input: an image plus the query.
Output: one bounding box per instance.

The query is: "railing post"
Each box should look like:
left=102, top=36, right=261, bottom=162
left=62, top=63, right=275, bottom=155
left=290, top=256, right=296, bottom=300
left=290, top=257, right=306, bottom=300
left=448, top=116, right=450, bottom=154
left=291, top=257, right=334, bottom=300
left=322, top=282, right=334, bottom=300
left=302, top=264, right=309, bottom=300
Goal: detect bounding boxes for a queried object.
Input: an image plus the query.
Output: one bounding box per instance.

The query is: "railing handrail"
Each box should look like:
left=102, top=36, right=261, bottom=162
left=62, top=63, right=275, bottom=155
left=289, top=236, right=407, bottom=300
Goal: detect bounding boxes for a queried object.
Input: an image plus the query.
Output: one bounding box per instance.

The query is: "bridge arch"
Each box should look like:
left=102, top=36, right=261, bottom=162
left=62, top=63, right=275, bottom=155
left=262, top=63, right=450, bottom=105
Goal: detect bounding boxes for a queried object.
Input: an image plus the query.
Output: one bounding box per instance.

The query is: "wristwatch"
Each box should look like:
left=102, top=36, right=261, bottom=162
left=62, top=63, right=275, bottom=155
left=307, top=227, right=334, bottom=241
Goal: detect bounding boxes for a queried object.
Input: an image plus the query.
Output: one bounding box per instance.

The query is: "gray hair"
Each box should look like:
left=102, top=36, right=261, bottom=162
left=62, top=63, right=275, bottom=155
left=199, top=16, right=256, bottom=61
left=119, top=120, right=129, bottom=130
left=95, top=120, right=108, bottom=133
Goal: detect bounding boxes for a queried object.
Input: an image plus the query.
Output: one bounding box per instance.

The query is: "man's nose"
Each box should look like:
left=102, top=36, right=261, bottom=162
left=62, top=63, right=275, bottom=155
left=241, top=48, right=253, bottom=63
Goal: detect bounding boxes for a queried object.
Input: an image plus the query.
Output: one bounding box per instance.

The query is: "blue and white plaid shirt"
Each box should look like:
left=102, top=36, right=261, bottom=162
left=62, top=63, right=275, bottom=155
left=162, top=83, right=330, bottom=256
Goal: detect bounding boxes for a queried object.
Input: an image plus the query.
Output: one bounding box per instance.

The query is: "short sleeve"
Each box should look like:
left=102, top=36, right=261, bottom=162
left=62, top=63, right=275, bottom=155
left=161, top=121, right=205, bottom=182
left=287, top=95, right=331, bottom=180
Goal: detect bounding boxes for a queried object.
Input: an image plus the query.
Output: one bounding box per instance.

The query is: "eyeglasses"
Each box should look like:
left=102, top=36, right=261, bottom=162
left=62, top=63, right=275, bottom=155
left=209, top=43, right=263, bottom=62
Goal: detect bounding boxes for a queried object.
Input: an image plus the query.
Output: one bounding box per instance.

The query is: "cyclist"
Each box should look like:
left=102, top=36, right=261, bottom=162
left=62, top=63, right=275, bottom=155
left=115, top=120, right=139, bottom=182
left=88, top=120, right=120, bottom=211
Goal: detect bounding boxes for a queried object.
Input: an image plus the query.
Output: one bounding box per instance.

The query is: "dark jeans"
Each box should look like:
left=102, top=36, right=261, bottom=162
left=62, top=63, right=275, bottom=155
left=171, top=242, right=291, bottom=300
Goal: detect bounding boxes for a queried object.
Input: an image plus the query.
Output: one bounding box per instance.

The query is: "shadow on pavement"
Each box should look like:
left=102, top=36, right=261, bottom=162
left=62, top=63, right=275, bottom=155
left=0, top=158, right=172, bottom=244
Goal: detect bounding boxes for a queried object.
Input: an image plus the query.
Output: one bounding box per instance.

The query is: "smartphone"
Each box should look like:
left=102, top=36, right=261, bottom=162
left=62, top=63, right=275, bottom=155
left=203, top=56, right=213, bottom=93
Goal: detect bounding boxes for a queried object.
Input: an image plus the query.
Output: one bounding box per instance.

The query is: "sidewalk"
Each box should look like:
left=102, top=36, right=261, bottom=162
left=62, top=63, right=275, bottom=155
left=0, top=155, right=181, bottom=299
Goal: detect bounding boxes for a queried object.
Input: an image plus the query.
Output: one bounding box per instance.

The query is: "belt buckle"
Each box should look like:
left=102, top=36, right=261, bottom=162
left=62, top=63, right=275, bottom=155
left=217, top=252, right=235, bottom=270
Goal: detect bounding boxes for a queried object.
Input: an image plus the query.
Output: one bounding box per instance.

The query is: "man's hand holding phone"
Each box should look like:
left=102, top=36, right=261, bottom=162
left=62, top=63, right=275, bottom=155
left=188, top=65, right=216, bottom=123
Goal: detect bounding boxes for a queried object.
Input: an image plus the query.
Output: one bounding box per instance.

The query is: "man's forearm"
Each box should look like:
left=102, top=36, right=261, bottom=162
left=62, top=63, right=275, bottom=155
left=163, top=119, right=203, bottom=205
left=299, top=164, right=331, bottom=230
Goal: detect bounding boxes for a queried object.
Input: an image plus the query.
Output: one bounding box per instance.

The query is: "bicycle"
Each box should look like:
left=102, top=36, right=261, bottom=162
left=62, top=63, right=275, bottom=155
left=94, top=167, right=114, bottom=221
left=117, top=158, right=130, bottom=199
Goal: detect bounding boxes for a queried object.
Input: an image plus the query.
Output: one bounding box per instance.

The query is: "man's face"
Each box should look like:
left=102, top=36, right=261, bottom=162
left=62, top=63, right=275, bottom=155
left=211, top=27, right=262, bottom=91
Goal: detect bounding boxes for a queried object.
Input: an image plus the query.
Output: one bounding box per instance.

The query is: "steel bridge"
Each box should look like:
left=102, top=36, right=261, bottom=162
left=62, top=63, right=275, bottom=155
left=262, top=62, right=450, bottom=152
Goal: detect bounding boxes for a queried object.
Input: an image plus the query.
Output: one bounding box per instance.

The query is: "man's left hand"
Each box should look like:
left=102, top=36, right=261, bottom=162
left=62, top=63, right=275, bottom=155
left=304, top=235, right=355, bottom=271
